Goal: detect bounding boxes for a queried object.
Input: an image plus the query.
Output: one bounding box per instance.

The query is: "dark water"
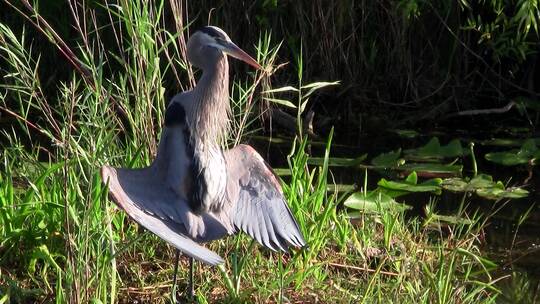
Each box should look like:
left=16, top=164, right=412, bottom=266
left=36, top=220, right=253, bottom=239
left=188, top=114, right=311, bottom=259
left=250, top=125, right=540, bottom=297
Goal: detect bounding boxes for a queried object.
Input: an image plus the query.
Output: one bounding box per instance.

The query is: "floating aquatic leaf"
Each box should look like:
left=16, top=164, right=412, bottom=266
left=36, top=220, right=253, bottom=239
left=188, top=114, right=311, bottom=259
left=398, top=163, right=463, bottom=177
left=467, top=174, right=496, bottom=189
left=371, top=149, right=403, bottom=168
left=476, top=185, right=529, bottom=200
left=479, top=138, right=540, bottom=147
left=404, top=137, right=468, bottom=160
left=344, top=190, right=411, bottom=214
left=485, top=139, right=540, bottom=166
left=440, top=139, right=467, bottom=158
left=308, top=155, right=367, bottom=167
left=442, top=174, right=529, bottom=200
left=442, top=174, right=495, bottom=192
left=391, top=129, right=419, bottom=138
left=441, top=177, right=469, bottom=192
left=377, top=171, right=442, bottom=197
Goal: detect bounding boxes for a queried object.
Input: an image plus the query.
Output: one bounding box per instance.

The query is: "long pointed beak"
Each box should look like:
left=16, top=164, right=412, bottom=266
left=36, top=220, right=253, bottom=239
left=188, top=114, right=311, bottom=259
left=220, top=41, right=262, bottom=70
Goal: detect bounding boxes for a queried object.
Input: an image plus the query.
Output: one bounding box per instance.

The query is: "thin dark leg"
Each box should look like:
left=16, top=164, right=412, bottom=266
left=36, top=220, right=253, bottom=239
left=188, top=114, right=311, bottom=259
left=171, top=249, right=180, bottom=303
left=188, top=256, right=195, bottom=299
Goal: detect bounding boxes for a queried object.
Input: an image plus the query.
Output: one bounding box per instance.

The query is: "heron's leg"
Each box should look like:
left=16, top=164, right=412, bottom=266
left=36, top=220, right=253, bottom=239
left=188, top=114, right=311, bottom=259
left=188, top=256, right=195, bottom=298
left=171, top=249, right=180, bottom=303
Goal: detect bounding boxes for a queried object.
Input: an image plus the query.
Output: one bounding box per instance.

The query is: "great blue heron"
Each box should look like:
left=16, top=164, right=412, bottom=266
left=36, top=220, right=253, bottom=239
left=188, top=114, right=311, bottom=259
left=101, top=26, right=306, bottom=298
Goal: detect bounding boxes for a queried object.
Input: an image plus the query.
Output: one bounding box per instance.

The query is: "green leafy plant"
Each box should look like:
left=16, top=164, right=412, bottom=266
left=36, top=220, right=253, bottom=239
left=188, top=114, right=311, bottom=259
left=442, top=174, right=529, bottom=200
left=404, top=137, right=469, bottom=161
left=485, top=139, right=540, bottom=166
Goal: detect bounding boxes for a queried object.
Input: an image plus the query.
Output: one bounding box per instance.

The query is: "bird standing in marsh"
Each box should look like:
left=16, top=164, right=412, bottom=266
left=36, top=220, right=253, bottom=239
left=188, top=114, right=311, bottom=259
left=101, top=26, right=306, bottom=298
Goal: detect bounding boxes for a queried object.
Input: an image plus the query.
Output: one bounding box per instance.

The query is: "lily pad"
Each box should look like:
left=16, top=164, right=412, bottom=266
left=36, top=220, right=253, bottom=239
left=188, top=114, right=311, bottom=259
left=371, top=149, right=403, bottom=168
left=476, top=184, right=529, bottom=200
left=485, top=139, right=540, bottom=166
left=479, top=138, right=540, bottom=147
left=308, top=155, right=367, bottom=167
left=442, top=174, right=529, bottom=200
left=404, top=137, right=468, bottom=161
left=398, top=163, right=463, bottom=177
left=344, top=190, right=411, bottom=214
left=391, top=129, right=420, bottom=138
left=377, top=171, right=442, bottom=197
left=442, top=174, right=493, bottom=192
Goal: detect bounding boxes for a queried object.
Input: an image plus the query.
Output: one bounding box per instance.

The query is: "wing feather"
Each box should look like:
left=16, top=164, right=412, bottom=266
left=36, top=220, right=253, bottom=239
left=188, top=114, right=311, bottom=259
left=101, top=165, right=224, bottom=265
left=224, top=145, right=306, bottom=252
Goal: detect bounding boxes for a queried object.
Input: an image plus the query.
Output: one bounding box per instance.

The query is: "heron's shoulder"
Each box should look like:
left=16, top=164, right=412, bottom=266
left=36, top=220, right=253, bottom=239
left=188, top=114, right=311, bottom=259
left=169, top=91, right=194, bottom=107
left=227, top=144, right=265, bottom=164
left=165, top=92, right=192, bottom=127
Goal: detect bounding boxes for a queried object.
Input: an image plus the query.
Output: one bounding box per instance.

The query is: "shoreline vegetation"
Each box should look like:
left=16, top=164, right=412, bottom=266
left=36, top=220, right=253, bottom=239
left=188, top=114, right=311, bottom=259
left=1, top=1, right=538, bottom=303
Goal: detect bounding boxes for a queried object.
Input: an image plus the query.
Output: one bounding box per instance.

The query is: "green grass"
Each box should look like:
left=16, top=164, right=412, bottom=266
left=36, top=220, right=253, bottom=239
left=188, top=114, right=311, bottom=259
left=0, top=1, right=508, bottom=303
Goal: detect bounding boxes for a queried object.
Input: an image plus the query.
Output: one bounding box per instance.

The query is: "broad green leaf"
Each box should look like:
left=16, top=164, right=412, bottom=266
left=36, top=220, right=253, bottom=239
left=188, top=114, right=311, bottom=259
left=485, top=152, right=530, bottom=166
left=307, top=155, right=367, bottom=167
left=442, top=174, right=529, bottom=200
left=344, top=190, right=411, bottom=213
left=377, top=172, right=442, bottom=197
left=441, top=177, right=469, bottom=192
left=404, top=137, right=467, bottom=160
left=391, top=129, right=419, bottom=138
left=405, top=171, right=418, bottom=184
left=480, top=138, right=526, bottom=147
left=371, top=149, right=402, bottom=167
left=468, top=174, right=495, bottom=189
left=442, top=174, right=495, bottom=192
left=476, top=186, right=529, bottom=200
left=485, top=139, right=539, bottom=166
left=398, top=163, right=463, bottom=176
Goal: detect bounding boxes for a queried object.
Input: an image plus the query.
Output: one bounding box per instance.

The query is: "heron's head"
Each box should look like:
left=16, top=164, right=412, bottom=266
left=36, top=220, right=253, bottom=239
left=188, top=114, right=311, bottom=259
left=187, top=26, right=261, bottom=70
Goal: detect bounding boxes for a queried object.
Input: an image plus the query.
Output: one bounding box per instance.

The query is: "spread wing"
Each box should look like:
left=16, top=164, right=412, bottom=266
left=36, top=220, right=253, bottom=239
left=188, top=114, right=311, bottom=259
left=101, top=124, right=228, bottom=266
left=102, top=165, right=223, bottom=266
left=223, top=145, right=306, bottom=252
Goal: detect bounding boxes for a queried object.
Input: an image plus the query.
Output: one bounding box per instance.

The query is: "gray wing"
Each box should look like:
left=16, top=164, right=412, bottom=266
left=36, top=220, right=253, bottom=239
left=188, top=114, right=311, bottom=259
left=101, top=165, right=224, bottom=265
left=101, top=121, right=230, bottom=266
left=223, top=144, right=306, bottom=251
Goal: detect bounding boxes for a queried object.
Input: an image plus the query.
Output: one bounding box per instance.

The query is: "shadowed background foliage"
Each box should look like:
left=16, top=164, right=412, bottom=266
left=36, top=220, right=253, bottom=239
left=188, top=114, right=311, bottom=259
left=1, top=0, right=539, bottom=141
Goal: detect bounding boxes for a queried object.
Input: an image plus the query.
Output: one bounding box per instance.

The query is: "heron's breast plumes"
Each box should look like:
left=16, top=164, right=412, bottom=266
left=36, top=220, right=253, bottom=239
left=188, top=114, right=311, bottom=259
left=187, top=54, right=231, bottom=212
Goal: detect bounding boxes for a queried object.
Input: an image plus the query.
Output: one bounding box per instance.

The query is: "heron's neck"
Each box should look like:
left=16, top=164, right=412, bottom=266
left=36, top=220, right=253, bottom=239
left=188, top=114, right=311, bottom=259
left=190, top=55, right=230, bottom=156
